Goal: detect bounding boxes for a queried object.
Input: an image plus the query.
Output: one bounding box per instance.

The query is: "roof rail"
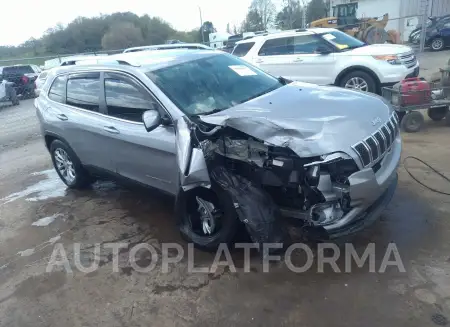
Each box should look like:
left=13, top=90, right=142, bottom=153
left=63, top=58, right=137, bottom=67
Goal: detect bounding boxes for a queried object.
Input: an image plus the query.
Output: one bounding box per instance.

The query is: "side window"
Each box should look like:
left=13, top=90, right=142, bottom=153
left=293, top=35, right=323, bottom=54
left=48, top=76, right=66, bottom=103
left=233, top=42, right=255, bottom=57
left=104, top=78, right=155, bottom=122
left=258, top=37, right=294, bottom=56
left=444, top=22, right=450, bottom=28
left=66, top=75, right=100, bottom=111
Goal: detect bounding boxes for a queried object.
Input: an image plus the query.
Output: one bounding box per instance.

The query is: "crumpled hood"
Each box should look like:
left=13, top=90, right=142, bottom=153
left=199, top=82, right=393, bottom=158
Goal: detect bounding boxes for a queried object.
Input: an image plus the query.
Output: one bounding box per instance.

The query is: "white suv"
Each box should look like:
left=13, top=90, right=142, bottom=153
left=233, top=28, right=419, bottom=94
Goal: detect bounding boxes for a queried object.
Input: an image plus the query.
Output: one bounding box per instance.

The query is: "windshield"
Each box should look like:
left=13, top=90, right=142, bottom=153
left=147, top=54, right=282, bottom=116
left=320, top=30, right=365, bottom=50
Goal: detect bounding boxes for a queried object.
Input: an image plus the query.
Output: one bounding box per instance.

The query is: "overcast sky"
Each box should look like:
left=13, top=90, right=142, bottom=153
left=1, top=0, right=266, bottom=46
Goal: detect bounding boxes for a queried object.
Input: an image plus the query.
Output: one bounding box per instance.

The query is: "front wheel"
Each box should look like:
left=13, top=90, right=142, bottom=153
left=340, top=70, right=377, bottom=93
left=176, top=184, right=240, bottom=251
left=50, top=140, right=92, bottom=189
left=401, top=111, right=424, bottom=133
left=431, top=37, right=445, bottom=51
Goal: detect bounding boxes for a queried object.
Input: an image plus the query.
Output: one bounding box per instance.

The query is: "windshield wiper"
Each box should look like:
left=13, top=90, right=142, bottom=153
left=191, top=108, right=226, bottom=117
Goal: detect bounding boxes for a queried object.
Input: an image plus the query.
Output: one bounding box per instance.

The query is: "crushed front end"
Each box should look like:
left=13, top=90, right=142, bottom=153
left=175, top=109, right=401, bottom=245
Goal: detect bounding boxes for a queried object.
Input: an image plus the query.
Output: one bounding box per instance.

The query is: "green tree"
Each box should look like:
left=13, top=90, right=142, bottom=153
left=249, top=0, right=276, bottom=30
left=200, top=21, right=216, bottom=43
left=276, top=0, right=305, bottom=30
left=101, top=22, right=144, bottom=50
left=140, top=16, right=175, bottom=45
left=306, top=0, right=328, bottom=24
left=242, top=9, right=264, bottom=32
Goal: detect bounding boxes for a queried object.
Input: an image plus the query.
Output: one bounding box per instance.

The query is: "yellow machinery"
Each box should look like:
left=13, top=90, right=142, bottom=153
left=309, top=3, right=400, bottom=44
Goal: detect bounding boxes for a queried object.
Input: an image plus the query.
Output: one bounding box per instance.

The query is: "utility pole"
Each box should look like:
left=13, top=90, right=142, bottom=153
left=419, top=0, right=430, bottom=52
left=301, top=0, right=307, bottom=28
left=199, top=6, right=205, bottom=44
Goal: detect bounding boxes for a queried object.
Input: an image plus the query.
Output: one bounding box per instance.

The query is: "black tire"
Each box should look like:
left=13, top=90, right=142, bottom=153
left=431, top=37, right=445, bottom=51
left=339, top=70, right=377, bottom=93
left=401, top=111, right=425, bottom=133
left=49, top=139, right=92, bottom=189
left=176, top=183, right=240, bottom=251
left=428, top=106, right=449, bottom=121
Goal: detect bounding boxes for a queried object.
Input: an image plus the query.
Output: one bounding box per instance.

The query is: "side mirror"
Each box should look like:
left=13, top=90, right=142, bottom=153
left=142, top=109, right=161, bottom=132
left=316, top=46, right=333, bottom=54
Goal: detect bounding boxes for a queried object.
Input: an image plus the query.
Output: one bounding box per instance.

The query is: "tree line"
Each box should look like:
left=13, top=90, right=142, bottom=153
left=238, top=0, right=329, bottom=33
left=0, top=0, right=330, bottom=61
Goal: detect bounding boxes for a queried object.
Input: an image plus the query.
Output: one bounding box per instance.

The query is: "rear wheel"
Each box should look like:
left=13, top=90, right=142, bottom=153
left=431, top=37, right=445, bottom=51
left=340, top=70, right=377, bottom=93
left=428, top=106, right=448, bottom=121
left=50, top=140, right=92, bottom=189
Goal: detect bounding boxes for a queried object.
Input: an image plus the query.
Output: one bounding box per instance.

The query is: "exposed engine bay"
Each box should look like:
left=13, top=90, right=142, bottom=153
left=178, top=116, right=361, bottom=244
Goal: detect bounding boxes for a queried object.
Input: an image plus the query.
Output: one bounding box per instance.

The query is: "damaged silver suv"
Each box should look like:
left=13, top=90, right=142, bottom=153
left=35, top=50, right=401, bottom=249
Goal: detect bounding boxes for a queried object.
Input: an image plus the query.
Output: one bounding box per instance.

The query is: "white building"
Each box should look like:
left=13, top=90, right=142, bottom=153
left=329, top=0, right=450, bottom=42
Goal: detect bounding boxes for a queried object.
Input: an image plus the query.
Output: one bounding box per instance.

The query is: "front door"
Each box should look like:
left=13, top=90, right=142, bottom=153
left=100, top=72, right=178, bottom=194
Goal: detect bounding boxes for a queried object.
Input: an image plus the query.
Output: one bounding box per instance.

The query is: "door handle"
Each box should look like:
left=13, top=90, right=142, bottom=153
left=103, top=126, right=120, bottom=134
left=293, top=58, right=304, bottom=63
left=255, top=59, right=264, bottom=63
left=56, top=113, right=68, bottom=121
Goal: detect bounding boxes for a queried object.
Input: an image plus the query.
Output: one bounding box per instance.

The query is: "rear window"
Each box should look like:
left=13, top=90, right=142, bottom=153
left=258, top=37, right=294, bottom=56
left=38, top=72, right=48, bottom=80
left=232, top=42, right=255, bottom=57
left=66, top=75, right=100, bottom=111
left=48, top=76, right=66, bottom=103
left=3, top=66, right=34, bottom=75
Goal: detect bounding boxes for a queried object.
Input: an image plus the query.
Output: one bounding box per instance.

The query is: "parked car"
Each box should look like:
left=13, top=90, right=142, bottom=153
left=123, top=43, right=212, bottom=53
left=35, top=49, right=401, bottom=249
left=0, top=64, right=40, bottom=98
left=409, top=15, right=450, bottom=50
left=233, top=28, right=419, bottom=94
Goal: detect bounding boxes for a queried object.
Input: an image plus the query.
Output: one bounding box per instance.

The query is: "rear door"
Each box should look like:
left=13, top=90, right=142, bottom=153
left=62, top=72, right=115, bottom=171
left=253, top=36, right=299, bottom=80
left=101, top=72, right=177, bottom=194
left=292, top=34, right=336, bottom=85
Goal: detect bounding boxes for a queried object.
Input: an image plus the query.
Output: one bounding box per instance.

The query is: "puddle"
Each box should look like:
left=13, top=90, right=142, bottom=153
left=32, top=214, right=64, bottom=227
left=0, top=169, right=67, bottom=205
left=17, top=248, right=35, bottom=257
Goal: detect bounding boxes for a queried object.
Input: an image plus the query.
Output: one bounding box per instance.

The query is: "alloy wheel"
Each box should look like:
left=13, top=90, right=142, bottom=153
left=344, top=77, right=369, bottom=92
left=432, top=39, right=444, bottom=51
left=54, top=148, right=76, bottom=184
left=195, top=196, right=222, bottom=235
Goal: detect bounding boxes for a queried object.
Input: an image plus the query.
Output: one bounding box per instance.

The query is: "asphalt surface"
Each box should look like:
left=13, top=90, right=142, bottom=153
left=2, top=53, right=450, bottom=326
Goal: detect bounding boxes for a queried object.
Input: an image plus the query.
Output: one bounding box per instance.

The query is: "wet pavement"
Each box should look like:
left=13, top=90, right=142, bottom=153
left=2, top=95, right=450, bottom=326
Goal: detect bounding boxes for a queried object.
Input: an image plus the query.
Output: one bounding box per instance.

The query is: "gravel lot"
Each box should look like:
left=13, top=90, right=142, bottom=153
left=1, top=52, right=450, bottom=327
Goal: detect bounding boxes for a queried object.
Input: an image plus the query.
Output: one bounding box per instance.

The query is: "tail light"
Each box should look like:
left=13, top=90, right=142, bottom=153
left=21, top=76, right=29, bottom=84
